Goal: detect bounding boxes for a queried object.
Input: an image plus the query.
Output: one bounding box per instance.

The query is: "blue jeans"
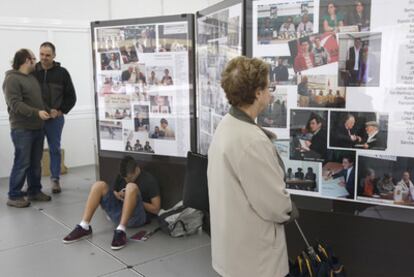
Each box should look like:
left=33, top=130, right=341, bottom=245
left=44, top=115, right=64, bottom=181
left=9, top=129, right=45, bottom=199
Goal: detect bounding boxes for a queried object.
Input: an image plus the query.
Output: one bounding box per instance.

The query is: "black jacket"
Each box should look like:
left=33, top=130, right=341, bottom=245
left=33, top=62, right=76, bottom=114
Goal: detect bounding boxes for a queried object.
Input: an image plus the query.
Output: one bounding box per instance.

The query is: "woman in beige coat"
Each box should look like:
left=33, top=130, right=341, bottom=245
left=207, top=56, right=297, bottom=277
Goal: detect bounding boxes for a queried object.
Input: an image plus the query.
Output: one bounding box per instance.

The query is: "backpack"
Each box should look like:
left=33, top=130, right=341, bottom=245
left=158, top=201, right=204, bottom=237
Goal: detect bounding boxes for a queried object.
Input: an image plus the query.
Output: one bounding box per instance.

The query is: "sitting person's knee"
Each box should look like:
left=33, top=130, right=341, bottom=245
left=125, top=182, right=139, bottom=194
left=91, top=181, right=108, bottom=192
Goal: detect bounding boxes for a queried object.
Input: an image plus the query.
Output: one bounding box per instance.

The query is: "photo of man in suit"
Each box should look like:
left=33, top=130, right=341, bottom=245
left=330, top=156, right=356, bottom=199
left=346, top=38, right=363, bottom=86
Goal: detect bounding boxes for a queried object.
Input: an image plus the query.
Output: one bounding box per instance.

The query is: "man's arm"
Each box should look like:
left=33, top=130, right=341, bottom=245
left=143, top=196, right=161, bottom=215
left=60, top=69, right=76, bottom=114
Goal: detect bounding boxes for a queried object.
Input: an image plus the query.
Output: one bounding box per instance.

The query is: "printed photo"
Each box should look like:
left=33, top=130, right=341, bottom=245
left=319, top=0, right=371, bottom=33
left=257, top=0, right=315, bottom=44
left=104, top=95, right=131, bottom=120
left=329, top=111, right=388, bottom=150
left=148, top=117, right=176, bottom=140
left=100, top=52, right=121, bottom=70
left=200, top=107, right=212, bottom=134
left=275, top=140, right=320, bottom=192
left=263, top=56, right=295, bottom=85
left=96, top=28, right=122, bottom=52
left=297, top=74, right=346, bottom=108
left=289, top=33, right=339, bottom=73
left=321, top=150, right=356, bottom=199
left=119, top=41, right=139, bottom=64
left=99, top=121, right=122, bottom=140
left=290, top=109, right=328, bottom=162
left=98, top=74, right=123, bottom=95
left=133, top=105, right=149, bottom=132
left=158, top=23, right=188, bottom=52
left=338, top=32, right=381, bottom=87
left=227, top=16, right=241, bottom=48
left=150, top=95, right=172, bottom=114
left=258, top=87, right=287, bottom=128
left=122, top=25, right=156, bottom=53
left=125, top=135, right=154, bottom=154
left=199, top=132, right=212, bottom=155
left=357, top=155, right=414, bottom=206
left=121, top=64, right=146, bottom=84
left=212, top=114, right=222, bottom=133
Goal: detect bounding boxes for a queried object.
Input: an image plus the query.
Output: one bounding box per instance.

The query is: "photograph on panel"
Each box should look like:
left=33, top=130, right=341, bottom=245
left=104, top=94, right=132, bottom=120
left=133, top=105, right=149, bottom=132
left=258, top=87, right=287, bottom=128
left=118, top=41, right=139, bottom=64
left=297, top=74, right=346, bottom=108
left=290, top=109, right=328, bottom=162
left=227, top=15, right=241, bottom=49
left=149, top=95, right=172, bottom=114
left=319, top=0, right=371, bottom=34
left=357, top=155, right=414, bottom=206
left=149, top=117, right=176, bottom=140
left=158, top=23, right=188, bottom=52
left=100, top=52, right=121, bottom=70
left=96, top=28, right=122, bottom=52
left=257, top=0, right=315, bottom=44
left=338, top=32, right=381, bottom=87
left=200, top=107, right=212, bottom=134
left=288, top=33, right=339, bottom=73
left=321, top=149, right=356, bottom=199
left=99, top=121, right=123, bottom=140
left=199, top=132, right=212, bottom=155
left=122, top=25, right=156, bottom=53
left=275, top=140, right=320, bottom=193
left=329, top=111, right=388, bottom=150
left=128, top=83, right=148, bottom=101
left=121, top=64, right=147, bottom=85
left=124, top=132, right=154, bottom=154
left=98, top=74, right=123, bottom=95
left=263, top=56, right=296, bottom=86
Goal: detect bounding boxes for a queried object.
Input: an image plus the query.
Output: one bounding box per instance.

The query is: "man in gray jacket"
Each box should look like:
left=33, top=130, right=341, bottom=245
left=3, top=49, right=52, bottom=208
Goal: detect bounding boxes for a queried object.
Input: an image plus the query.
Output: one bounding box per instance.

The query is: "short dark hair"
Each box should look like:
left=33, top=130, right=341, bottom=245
left=40, top=41, right=56, bottom=53
left=343, top=155, right=354, bottom=164
left=221, top=56, right=269, bottom=107
left=160, top=118, right=168, bottom=124
left=119, top=156, right=138, bottom=177
left=12, top=49, right=31, bottom=70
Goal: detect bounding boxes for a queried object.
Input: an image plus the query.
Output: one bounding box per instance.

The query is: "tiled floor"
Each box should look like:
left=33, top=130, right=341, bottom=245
left=0, top=166, right=219, bottom=277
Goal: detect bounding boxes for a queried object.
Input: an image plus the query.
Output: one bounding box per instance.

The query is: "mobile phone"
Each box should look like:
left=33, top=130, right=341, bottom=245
left=130, top=230, right=147, bottom=241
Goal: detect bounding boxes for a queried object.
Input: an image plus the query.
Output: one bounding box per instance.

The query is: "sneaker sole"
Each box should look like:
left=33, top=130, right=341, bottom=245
left=111, top=244, right=126, bottom=250
left=62, top=234, right=92, bottom=244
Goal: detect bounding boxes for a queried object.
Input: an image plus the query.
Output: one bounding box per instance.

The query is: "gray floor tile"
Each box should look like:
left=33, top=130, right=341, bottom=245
left=88, top=221, right=211, bottom=266
left=0, top=238, right=124, bottom=277
left=0, top=208, right=68, bottom=251
left=135, top=245, right=218, bottom=277
left=100, top=268, right=143, bottom=277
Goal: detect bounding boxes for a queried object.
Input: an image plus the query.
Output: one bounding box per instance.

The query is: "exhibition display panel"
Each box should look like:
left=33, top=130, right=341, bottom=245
left=196, top=0, right=244, bottom=154
left=91, top=15, right=196, bottom=159
left=248, top=0, right=414, bottom=211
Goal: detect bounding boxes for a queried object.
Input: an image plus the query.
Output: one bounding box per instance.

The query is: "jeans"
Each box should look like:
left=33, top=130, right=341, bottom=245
left=44, top=115, right=64, bottom=181
left=9, top=129, right=45, bottom=199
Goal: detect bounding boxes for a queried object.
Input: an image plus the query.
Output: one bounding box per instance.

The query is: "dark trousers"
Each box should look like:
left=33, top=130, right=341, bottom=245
left=9, top=129, right=45, bottom=199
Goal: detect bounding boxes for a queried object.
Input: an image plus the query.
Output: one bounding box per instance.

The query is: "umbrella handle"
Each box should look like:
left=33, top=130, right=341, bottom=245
left=294, top=219, right=311, bottom=249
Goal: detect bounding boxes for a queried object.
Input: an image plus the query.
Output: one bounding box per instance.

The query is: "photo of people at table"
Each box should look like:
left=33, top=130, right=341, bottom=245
left=319, top=0, right=371, bottom=33
left=274, top=140, right=320, bottom=192
left=357, top=155, right=414, bottom=206
left=257, top=0, right=314, bottom=44
left=288, top=33, right=339, bottom=73
left=99, top=121, right=122, bottom=141
left=321, top=150, right=356, bottom=199
left=122, top=25, right=156, bottom=53
left=290, top=110, right=328, bottom=162
left=329, top=111, right=388, bottom=150
left=338, top=32, right=381, bottom=87
left=100, top=52, right=121, bottom=70
left=297, top=74, right=346, bottom=108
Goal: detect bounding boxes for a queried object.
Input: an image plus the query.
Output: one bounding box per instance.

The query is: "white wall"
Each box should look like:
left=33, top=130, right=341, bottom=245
left=0, top=0, right=220, bottom=178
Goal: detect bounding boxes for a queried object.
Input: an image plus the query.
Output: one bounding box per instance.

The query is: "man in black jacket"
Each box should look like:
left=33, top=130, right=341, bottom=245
left=33, top=42, right=77, bottom=193
left=331, top=156, right=356, bottom=199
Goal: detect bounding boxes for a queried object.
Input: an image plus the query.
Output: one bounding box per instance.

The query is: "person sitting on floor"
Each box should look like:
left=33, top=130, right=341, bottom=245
left=62, top=156, right=161, bottom=250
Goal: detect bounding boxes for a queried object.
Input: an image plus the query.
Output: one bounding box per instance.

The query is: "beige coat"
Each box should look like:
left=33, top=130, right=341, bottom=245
left=208, top=113, right=292, bottom=277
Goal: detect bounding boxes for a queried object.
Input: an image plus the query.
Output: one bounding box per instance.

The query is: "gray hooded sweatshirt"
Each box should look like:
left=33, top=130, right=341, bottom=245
left=2, top=69, right=44, bottom=130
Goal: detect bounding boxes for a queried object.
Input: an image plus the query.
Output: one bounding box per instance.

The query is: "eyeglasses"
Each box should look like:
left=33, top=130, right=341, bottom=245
left=268, top=85, right=276, bottom=93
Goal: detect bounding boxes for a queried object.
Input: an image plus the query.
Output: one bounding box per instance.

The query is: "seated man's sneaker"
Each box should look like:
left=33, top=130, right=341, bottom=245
left=63, top=225, right=92, bottom=243
left=28, top=191, right=51, bottom=202
left=7, top=198, right=30, bottom=208
left=111, top=230, right=127, bottom=250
